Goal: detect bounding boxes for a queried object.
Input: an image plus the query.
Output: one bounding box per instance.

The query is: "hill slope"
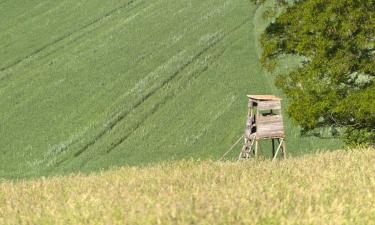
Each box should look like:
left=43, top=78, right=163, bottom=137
left=0, top=0, right=339, bottom=178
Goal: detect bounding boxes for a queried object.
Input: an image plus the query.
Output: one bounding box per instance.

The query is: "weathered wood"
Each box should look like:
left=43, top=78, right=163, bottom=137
left=257, top=115, right=283, bottom=123
left=260, top=131, right=283, bottom=136
left=257, top=132, right=284, bottom=139
left=247, top=95, right=282, bottom=101
left=258, top=123, right=284, bottom=129
left=262, top=127, right=284, bottom=132
left=258, top=128, right=284, bottom=134
left=240, top=94, right=286, bottom=161
left=258, top=126, right=284, bottom=132
left=258, top=124, right=284, bottom=130
left=258, top=127, right=284, bottom=132
left=257, top=101, right=281, bottom=110
left=282, top=139, right=286, bottom=159
left=272, top=139, right=284, bottom=161
left=258, top=123, right=284, bottom=130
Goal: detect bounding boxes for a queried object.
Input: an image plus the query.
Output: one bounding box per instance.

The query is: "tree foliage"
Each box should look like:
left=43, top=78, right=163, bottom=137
left=258, top=0, right=375, bottom=145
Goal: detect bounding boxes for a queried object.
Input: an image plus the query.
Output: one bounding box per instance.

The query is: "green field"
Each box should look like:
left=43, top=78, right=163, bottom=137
left=0, top=0, right=340, bottom=178
left=1, top=148, right=374, bottom=224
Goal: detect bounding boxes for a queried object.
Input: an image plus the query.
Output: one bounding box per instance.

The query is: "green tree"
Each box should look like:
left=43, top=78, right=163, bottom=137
left=257, top=0, right=375, bottom=145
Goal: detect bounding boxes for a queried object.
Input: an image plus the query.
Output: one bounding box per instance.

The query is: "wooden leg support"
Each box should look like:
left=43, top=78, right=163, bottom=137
left=282, top=139, right=286, bottom=159
left=272, top=139, right=284, bottom=162
left=240, top=137, right=286, bottom=161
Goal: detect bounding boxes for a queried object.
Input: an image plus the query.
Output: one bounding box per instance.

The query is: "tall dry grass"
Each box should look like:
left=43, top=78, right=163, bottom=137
left=1, top=149, right=375, bottom=225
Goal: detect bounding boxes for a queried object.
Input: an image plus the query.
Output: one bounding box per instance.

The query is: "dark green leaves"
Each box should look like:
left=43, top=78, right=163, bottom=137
left=259, top=0, right=375, bottom=145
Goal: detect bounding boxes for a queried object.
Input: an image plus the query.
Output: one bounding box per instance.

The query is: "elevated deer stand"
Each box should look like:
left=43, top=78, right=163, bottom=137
left=239, top=95, right=286, bottom=161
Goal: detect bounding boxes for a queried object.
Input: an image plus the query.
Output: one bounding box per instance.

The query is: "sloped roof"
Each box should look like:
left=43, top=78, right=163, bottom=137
left=247, top=95, right=282, bottom=101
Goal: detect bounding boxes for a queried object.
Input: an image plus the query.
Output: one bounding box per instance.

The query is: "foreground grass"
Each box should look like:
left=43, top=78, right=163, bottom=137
left=1, top=149, right=374, bottom=224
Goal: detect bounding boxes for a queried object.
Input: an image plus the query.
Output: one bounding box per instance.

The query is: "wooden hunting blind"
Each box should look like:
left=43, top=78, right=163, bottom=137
left=239, top=95, right=286, bottom=160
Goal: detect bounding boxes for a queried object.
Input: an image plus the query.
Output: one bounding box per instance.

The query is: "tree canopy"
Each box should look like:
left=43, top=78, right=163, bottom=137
left=257, top=0, right=375, bottom=145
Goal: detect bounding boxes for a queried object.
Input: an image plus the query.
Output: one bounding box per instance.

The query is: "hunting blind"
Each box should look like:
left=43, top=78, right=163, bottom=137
left=239, top=95, right=286, bottom=160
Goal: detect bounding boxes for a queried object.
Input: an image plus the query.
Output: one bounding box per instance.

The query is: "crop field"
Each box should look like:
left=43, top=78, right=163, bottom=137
left=1, top=148, right=374, bottom=224
left=0, top=0, right=340, bottom=179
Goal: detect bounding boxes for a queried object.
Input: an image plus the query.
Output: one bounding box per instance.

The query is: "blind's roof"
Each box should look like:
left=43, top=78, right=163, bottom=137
left=247, top=95, right=282, bottom=101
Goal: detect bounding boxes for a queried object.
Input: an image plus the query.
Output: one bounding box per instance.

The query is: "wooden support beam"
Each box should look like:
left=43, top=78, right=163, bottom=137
left=272, top=139, right=284, bottom=161
left=282, top=139, right=286, bottom=159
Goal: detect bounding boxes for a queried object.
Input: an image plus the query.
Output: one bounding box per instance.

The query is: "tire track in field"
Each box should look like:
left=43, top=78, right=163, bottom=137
left=70, top=46, right=225, bottom=169
left=68, top=18, right=251, bottom=162
left=103, top=19, right=253, bottom=154
left=104, top=54, right=220, bottom=155
left=0, top=0, right=138, bottom=74
left=71, top=42, right=219, bottom=158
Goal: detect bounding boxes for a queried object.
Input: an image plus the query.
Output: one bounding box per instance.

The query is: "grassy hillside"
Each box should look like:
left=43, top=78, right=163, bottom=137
left=0, top=0, right=340, bottom=178
left=1, top=149, right=374, bottom=224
